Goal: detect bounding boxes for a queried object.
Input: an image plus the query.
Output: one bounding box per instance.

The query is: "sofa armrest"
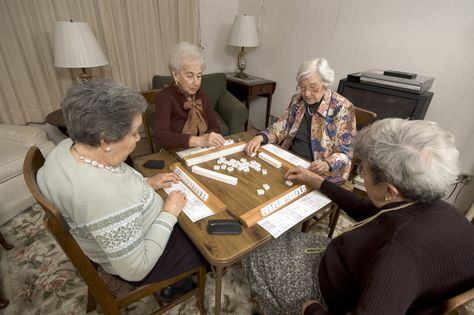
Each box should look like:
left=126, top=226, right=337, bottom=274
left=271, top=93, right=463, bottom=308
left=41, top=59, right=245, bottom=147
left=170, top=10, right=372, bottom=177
left=0, top=124, right=49, bottom=145
left=216, top=92, right=249, bottom=135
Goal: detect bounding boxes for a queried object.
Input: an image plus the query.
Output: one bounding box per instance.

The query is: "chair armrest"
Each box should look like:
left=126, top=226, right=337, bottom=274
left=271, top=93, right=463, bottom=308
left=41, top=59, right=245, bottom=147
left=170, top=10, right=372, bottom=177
left=216, top=91, right=249, bottom=135
left=0, top=124, right=49, bottom=145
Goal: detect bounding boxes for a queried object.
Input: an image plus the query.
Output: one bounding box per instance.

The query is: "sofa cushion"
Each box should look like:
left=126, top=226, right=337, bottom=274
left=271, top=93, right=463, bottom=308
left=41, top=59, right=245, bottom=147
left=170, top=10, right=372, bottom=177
left=0, top=125, right=55, bottom=184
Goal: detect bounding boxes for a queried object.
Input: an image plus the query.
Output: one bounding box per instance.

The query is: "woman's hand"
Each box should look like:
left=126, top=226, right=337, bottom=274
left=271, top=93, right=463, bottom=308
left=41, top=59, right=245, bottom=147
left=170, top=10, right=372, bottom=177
left=163, top=191, right=187, bottom=217
left=189, top=132, right=225, bottom=148
left=309, top=160, right=330, bottom=174
left=202, top=132, right=225, bottom=147
left=147, top=172, right=180, bottom=189
left=245, top=135, right=264, bottom=156
left=285, top=166, right=324, bottom=190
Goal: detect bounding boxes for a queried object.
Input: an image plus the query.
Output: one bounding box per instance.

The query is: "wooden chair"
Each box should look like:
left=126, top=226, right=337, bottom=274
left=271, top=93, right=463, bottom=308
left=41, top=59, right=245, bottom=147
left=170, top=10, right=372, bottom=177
left=140, top=89, right=162, bottom=154
left=354, top=106, right=377, bottom=131
left=433, top=287, right=474, bottom=315
left=23, top=146, right=206, bottom=315
left=301, top=287, right=474, bottom=315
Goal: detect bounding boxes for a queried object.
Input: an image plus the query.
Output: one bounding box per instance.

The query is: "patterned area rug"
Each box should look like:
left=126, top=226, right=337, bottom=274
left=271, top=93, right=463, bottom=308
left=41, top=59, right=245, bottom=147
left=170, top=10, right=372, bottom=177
left=0, top=205, right=350, bottom=315
left=2, top=206, right=471, bottom=314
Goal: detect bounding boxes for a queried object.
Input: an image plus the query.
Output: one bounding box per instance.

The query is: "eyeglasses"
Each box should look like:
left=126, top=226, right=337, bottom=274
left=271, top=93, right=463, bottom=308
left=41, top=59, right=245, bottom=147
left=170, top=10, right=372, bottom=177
left=297, top=83, right=324, bottom=94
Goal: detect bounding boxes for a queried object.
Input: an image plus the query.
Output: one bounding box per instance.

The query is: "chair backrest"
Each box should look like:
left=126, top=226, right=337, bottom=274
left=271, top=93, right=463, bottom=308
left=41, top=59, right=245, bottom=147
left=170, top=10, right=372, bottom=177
left=354, top=106, right=377, bottom=131
left=140, top=89, right=162, bottom=154
left=433, top=287, right=474, bottom=315
left=23, top=146, right=207, bottom=315
left=152, top=73, right=228, bottom=110
left=23, top=147, right=119, bottom=309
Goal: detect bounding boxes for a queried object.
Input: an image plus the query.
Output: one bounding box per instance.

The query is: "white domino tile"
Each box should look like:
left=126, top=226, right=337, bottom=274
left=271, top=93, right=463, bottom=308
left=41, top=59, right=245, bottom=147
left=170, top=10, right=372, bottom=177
left=258, top=152, right=282, bottom=168
left=259, top=185, right=307, bottom=216
left=172, top=166, right=209, bottom=201
left=191, top=165, right=238, bottom=185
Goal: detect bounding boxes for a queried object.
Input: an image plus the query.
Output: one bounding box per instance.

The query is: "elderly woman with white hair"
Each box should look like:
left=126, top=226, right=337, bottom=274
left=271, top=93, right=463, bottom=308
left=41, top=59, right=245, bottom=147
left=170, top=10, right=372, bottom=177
left=244, top=118, right=474, bottom=315
left=154, top=41, right=225, bottom=150
left=245, top=58, right=356, bottom=178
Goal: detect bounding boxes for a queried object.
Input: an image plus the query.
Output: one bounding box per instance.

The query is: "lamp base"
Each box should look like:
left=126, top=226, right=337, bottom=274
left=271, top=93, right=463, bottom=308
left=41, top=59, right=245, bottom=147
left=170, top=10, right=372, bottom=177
left=76, top=68, right=93, bottom=83
left=235, top=71, right=249, bottom=79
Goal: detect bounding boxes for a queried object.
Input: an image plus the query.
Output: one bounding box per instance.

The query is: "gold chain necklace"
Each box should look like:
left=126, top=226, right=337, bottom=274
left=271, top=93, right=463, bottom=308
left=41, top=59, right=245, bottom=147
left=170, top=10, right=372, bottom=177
left=304, top=201, right=416, bottom=254
left=348, top=201, right=417, bottom=232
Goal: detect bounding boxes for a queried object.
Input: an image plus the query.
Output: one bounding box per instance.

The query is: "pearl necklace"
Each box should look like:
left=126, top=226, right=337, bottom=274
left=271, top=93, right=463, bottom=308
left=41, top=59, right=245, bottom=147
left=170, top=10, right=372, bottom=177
left=72, top=145, right=124, bottom=173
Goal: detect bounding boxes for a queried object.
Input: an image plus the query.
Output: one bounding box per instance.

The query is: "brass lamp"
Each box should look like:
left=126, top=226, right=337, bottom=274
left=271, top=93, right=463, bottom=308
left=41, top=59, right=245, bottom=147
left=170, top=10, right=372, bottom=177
left=227, top=15, right=259, bottom=79
left=54, top=21, right=108, bottom=81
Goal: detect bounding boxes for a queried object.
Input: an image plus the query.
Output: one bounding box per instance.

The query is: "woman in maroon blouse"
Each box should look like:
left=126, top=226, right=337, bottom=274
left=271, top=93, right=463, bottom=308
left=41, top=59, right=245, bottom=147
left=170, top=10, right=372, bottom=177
left=154, top=41, right=225, bottom=150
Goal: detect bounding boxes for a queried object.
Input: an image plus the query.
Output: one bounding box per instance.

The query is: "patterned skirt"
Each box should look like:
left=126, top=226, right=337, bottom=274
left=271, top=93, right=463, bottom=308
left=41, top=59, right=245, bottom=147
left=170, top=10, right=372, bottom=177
left=242, top=229, right=330, bottom=315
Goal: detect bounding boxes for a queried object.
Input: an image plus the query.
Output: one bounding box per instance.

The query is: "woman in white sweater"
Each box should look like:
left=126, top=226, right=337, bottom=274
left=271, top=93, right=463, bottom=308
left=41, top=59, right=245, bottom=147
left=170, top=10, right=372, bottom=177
left=38, top=79, right=205, bottom=299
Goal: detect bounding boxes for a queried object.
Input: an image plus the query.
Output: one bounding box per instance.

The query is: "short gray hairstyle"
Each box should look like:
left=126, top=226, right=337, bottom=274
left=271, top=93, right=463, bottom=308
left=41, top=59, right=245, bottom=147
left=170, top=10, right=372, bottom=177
left=167, top=41, right=205, bottom=75
left=62, top=79, right=147, bottom=147
left=296, top=58, right=335, bottom=88
left=354, top=118, right=459, bottom=202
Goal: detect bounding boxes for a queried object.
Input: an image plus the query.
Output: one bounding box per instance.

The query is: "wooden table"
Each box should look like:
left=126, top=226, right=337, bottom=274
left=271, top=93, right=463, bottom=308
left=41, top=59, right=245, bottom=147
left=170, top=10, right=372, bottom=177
left=226, top=74, right=276, bottom=130
left=133, top=132, right=344, bottom=314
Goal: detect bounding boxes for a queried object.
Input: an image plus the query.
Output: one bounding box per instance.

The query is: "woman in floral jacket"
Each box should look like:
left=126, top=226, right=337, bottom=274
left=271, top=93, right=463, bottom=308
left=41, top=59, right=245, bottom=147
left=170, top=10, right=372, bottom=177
left=245, top=58, right=356, bottom=178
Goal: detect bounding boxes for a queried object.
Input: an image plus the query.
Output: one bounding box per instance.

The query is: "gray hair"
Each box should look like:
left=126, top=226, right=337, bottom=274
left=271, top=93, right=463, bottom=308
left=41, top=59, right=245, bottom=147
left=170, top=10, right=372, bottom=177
left=61, top=79, right=147, bottom=146
left=167, top=41, right=205, bottom=75
left=296, top=58, right=335, bottom=87
left=354, top=118, right=459, bottom=202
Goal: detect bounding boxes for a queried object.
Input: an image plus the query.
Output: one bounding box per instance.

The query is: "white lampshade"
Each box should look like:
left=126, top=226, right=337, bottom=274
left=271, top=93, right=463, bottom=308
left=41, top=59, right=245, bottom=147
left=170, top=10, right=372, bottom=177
left=227, top=15, right=259, bottom=48
left=54, top=21, right=108, bottom=68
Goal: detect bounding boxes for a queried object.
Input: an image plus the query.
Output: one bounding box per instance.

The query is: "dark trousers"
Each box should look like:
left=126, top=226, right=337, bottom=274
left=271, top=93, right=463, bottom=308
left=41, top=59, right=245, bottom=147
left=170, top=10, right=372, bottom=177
left=126, top=225, right=207, bottom=286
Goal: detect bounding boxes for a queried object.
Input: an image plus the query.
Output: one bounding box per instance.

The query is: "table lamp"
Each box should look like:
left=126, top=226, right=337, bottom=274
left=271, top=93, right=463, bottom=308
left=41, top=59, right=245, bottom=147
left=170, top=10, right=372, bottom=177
left=54, top=21, right=108, bottom=81
left=227, top=15, right=259, bottom=79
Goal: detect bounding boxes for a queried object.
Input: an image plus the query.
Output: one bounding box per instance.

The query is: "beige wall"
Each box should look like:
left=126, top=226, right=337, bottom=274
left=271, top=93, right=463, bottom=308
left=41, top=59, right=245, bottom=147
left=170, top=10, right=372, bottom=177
left=200, top=0, right=474, bottom=211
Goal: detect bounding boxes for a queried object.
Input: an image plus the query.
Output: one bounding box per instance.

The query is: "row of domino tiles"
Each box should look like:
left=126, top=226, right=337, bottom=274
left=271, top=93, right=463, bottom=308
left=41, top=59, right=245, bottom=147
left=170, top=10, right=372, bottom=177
left=260, top=185, right=307, bottom=216
left=173, top=166, right=209, bottom=201
left=177, top=139, right=235, bottom=158
left=185, top=143, right=247, bottom=166
left=191, top=165, right=238, bottom=185
left=258, top=152, right=282, bottom=168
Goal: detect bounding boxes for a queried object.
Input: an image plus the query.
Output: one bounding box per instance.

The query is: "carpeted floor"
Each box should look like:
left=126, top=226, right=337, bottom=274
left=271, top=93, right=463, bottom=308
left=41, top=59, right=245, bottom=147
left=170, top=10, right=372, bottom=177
left=2, top=205, right=473, bottom=315
left=0, top=204, right=351, bottom=315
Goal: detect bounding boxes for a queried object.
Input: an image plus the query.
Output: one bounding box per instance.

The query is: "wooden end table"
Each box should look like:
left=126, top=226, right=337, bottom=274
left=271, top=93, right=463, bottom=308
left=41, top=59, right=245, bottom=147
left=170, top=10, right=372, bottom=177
left=226, top=74, right=276, bottom=130
left=45, top=109, right=68, bottom=136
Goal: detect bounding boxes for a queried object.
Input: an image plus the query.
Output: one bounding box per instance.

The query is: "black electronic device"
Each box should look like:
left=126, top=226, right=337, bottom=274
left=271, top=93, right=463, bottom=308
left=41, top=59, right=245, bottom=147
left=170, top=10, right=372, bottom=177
left=326, top=175, right=346, bottom=185
left=143, top=159, right=165, bottom=169
left=360, top=69, right=434, bottom=94
left=337, top=79, right=433, bottom=121
left=207, top=219, right=242, bottom=235
left=383, top=70, right=417, bottom=79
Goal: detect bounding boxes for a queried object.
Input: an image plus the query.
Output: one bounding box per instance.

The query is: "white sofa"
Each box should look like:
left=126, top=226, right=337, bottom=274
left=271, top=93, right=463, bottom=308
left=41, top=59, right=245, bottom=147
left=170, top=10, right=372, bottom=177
left=0, top=124, right=55, bottom=226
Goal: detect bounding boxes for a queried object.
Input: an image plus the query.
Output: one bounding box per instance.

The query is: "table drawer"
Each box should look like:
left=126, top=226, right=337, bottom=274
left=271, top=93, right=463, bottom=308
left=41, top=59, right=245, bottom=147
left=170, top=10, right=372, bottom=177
left=250, top=83, right=274, bottom=97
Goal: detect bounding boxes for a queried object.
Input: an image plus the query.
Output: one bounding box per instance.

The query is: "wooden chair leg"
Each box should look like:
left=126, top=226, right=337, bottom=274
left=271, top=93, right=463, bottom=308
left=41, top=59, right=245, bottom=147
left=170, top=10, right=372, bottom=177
left=328, top=206, right=341, bottom=238
left=0, top=231, right=13, bottom=250
left=301, top=219, right=312, bottom=233
left=0, top=294, right=9, bottom=308
left=197, top=266, right=206, bottom=314
left=86, top=289, right=97, bottom=312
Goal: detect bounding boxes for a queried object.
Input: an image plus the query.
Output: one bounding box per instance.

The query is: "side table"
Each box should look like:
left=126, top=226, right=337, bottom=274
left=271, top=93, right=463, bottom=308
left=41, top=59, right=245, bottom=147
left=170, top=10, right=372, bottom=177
left=45, top=109, right=68, bottom=136
left=226, top=73, right=276, bottom=130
